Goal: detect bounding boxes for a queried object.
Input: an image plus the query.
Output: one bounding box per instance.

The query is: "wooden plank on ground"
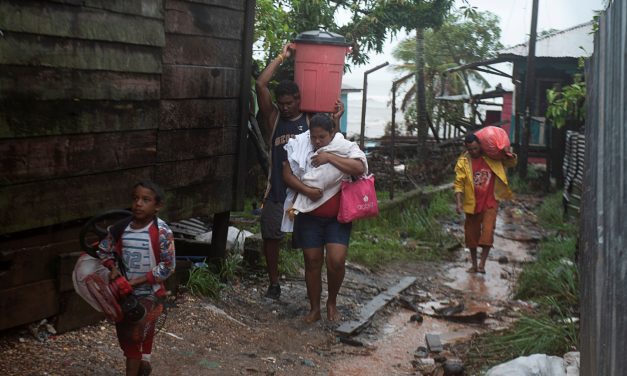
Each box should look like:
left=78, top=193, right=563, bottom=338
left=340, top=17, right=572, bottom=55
left=161, top=65, right=240, bottom=99
left=378, top=183, right=454, bottom=212
left=165, top=0, right=244, bottom=39
left=163, top=34, right=242, bottom=66
left=0, top=1, right=165, bottom=46
left=0, top=32, right=162, bottom=73
left=0, top=131, right=157, bottom=185
left=0, top=167, right=153, bottom=235
left=336, top=276, right=416, bottom=336
left=0, top=279, right=59, bottom=331
left=0, top=99, right=160, bottom=139
left=160, top=99, right=238, bottom=130
left=0, top=67, right=161, bottom=101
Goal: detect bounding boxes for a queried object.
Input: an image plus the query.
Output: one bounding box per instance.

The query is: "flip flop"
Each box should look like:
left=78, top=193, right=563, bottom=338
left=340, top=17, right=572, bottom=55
left=466, top=267, right=477, bottom=273
left=477, top=267, right=486, bottom=274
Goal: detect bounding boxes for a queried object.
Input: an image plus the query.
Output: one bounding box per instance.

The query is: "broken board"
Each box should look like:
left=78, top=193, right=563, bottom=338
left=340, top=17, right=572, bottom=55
left=336, top=276, right=416, bottom=335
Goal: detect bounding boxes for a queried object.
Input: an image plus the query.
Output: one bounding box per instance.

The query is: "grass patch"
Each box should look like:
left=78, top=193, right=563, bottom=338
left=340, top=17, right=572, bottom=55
left=219, top=253, right=244, bottom=282
left=186, top=263, right=225, bottom=299
left=348, top=190, right=459, bottom=269
left=277, top=241, right=304, bottom=277
left=468, top=298, right=578, bottom=372
left=508, top=165, right=545, bottom=194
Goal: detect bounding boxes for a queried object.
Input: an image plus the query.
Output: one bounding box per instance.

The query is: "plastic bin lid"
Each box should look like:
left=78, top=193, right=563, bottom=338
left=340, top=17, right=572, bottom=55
left=294, top=30, right=349, bottom=46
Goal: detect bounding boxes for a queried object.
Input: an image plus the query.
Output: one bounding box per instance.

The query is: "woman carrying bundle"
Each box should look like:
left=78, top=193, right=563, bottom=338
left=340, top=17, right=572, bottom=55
left=282, top=113, right=368, bottom=323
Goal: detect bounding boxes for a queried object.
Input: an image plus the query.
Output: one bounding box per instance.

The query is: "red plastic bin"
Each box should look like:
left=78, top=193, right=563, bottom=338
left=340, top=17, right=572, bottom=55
left=292, top=30, right=350, bottom=113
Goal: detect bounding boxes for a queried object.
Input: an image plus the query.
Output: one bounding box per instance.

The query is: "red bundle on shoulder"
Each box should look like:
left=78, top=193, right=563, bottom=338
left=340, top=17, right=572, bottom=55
left=474, top=126, right=512, bottom=160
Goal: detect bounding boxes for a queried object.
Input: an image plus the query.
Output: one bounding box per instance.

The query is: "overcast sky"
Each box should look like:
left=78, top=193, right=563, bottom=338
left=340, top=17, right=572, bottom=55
left=341, top=0, right=607, bottom=138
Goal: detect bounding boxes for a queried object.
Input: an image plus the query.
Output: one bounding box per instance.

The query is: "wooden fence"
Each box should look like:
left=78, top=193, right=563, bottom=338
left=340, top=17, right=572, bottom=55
left=580, top=1, right=627, bottom=374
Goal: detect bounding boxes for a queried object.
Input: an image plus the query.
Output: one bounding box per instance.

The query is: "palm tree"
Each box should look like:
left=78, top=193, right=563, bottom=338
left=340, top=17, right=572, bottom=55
left=391, top=11, right=503, bottom=139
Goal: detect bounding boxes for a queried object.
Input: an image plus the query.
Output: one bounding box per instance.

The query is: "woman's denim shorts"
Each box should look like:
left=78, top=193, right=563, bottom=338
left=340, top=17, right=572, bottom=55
left=293, top=213, right=352, bottom=249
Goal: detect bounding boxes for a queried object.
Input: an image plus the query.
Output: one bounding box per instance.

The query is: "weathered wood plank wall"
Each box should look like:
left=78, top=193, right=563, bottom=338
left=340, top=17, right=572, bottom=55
left=580, top=1, right=627, bottom=375
left=0, top=0, right=255, bottom=331
left=0, top=0, right=166, bottom=234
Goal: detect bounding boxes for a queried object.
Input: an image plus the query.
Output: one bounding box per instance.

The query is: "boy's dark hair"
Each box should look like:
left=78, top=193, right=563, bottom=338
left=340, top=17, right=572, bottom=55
left=274, top=80, right=300, bottom=98
left=134, top=180, right=166, bottom=204
left=310, top=113, right=335, bottom=133
left=464, top=133, right=479, bottom=144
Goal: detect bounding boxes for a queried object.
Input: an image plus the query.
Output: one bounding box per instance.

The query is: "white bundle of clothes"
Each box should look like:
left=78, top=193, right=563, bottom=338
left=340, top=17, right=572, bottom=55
left=281, top=131, right=367, bottom=232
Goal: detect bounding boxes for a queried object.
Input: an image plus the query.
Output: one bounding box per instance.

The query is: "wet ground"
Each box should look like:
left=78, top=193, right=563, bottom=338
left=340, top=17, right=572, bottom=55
left=0, top=199, right=542, bottom=375
left=332, top=201, right=542, bottom=375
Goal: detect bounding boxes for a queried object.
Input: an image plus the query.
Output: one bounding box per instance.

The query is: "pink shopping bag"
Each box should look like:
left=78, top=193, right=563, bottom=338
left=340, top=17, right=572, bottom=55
left=337, top=174, right=379, bottom=223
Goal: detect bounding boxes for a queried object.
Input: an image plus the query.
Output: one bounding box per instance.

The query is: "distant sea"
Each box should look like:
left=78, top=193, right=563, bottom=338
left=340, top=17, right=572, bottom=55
left=343, top=69, right=399, bottom=140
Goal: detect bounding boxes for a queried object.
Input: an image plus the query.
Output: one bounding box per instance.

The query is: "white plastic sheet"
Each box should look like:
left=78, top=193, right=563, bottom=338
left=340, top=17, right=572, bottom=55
left=485, top=354, right=565, bottom=376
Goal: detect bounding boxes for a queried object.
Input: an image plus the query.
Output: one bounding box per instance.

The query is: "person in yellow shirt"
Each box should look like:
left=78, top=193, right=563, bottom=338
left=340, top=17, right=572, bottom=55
left=454, top=133, right=517, bottom=274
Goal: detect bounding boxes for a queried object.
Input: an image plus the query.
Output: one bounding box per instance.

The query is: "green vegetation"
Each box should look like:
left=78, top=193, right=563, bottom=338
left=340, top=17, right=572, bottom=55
left=466, top=191, right=579, bottom=371
left=508, top=165, right=543, bottom=194
left=186, top=263, right=225, bottom=299
left=348, top=190, right=459, bottom=269
left=476, top=298, right=578, bottom=363
left=277, top=239, right=305, bottom=277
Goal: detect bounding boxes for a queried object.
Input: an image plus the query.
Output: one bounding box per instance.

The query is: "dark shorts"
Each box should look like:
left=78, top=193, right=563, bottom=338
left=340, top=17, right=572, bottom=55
left=464, top=207, right=497, bottom=248
left=293, top=213, right=352, bottom=249
left=260, top=200, right=285, bottom=240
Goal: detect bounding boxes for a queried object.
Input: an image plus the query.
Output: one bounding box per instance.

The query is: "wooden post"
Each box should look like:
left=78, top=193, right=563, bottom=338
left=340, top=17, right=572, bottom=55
left=519, top=0, right=540, bottom=178
left=211, top=211, right=230, bottom=260
left=390, top=73, right=414, bottom=200
left=359, top=62, right=389, bottom=149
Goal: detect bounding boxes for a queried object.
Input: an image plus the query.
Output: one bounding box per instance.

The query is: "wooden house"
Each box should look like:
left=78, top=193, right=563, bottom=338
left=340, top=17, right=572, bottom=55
left=0, top=0, right=255, bottom=332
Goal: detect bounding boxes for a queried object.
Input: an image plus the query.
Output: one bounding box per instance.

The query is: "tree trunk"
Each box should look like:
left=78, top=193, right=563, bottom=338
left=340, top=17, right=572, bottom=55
left=415, top=28, right=428, bottom=160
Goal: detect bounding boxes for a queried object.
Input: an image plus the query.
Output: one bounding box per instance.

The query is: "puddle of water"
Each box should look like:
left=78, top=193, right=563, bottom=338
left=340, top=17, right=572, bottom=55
left=331, top=312, right=480, bottom=376
left=444, top=263, right=511, bottom=301
left=332, top=210, right=537, bottom=375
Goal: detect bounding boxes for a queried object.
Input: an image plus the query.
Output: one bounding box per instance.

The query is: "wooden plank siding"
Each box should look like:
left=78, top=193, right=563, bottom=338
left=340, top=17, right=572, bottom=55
left=0, top=167, right=154, bottom=233
left=0, top=1, right=165, bottom=46
left=0, top=99, right=161, bottom=139
left=157, top=0, right=250, bottom=218
left=0, top=0, right=255, bottom=331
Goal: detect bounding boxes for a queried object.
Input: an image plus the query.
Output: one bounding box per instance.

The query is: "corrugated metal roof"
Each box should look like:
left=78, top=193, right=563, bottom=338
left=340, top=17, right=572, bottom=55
left=499, top=21, right=594, bottom=58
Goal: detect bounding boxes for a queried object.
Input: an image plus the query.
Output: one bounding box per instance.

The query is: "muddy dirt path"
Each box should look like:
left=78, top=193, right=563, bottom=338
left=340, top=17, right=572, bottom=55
left=0, top=199, right=541, bottom=376
left=330, top=200, right=541, bottom=375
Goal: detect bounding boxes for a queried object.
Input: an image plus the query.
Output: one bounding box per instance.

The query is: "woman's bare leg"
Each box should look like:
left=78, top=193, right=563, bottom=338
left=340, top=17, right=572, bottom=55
left=325, top=243, right=347, bottom=321
left=303, top=247, right=324, bottom=323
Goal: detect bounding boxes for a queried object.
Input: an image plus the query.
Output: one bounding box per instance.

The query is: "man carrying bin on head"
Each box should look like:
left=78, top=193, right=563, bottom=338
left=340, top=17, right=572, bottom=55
left=255, top=43, right=344, bottom=299
left=454, top=132, right=517, bottom=274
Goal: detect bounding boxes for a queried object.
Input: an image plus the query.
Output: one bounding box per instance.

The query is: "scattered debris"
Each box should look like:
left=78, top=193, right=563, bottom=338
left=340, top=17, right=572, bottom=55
left=28, top=319, right=56, bottom=342
left=414, top=346, right=429, bottom=358
left=164, top=331, right=184, bottom=340
left=337, top=336, right=365, bottom=347
left=485, top=354, right=566, bottom=376
left=409, top=313, right=424, bottom=323
left=202, top=302, right=250, bottom=329
left=336, top=276, right=416, bottom=335
left=425, top=333, right=443, bottom=353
